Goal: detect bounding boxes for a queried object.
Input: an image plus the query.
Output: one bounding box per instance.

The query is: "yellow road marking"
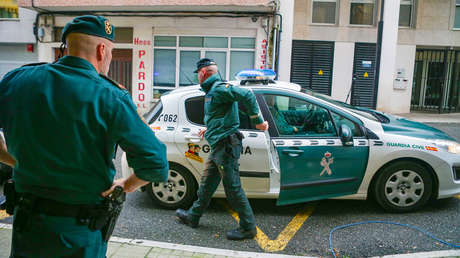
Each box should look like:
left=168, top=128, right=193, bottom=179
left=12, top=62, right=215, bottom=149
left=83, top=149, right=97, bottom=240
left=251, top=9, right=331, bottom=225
left=0, top=210, right=10, bottom=220
left=219, top=200, right=315, bottom=252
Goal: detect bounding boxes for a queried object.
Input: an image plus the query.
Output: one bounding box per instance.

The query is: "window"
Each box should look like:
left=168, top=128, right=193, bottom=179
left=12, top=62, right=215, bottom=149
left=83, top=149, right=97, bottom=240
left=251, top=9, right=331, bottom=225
left=230, top=51, right=255, bottom=80
left=153, top=35, right=256, bottom=95
left=0, top=0, right=18, bottom=19
left=312, top=0, right=337, bottom=24
left=185, top=97, right=205, bottom=125
left=264, top=95, right=336, bottom=137
left=350, top=0, right=375, bottom=25
left=185, top=96, right=254, bottom=129
left=154, top=49, right=176, bottom=87
left=455, top=0, right=460, bottom=29
left=399, top=0, right=413, bottom=27
left=179, top=51, right=200, bottom=86
left=330, top=112, right=363, bottom=137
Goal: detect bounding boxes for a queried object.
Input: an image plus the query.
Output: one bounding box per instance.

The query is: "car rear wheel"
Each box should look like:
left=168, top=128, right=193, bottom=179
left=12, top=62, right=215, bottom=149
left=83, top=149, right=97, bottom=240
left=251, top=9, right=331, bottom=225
left=146, top=164, right=197, bottom=209
left=374, top=161, right=433, bottom=213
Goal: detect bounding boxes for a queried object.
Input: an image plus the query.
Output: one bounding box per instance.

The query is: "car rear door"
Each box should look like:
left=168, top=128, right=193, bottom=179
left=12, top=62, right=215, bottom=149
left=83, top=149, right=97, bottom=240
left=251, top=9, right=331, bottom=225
left=257, top=91, right=369, bottom=206
left=174, top=92, right=270, bottom=193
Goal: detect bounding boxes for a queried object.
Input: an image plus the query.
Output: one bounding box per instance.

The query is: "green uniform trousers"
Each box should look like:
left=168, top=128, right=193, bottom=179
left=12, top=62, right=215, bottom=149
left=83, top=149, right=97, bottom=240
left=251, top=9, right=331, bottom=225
left=188, top=135, right=256, bottom=231
left=10, top=211, right=106, bottom=258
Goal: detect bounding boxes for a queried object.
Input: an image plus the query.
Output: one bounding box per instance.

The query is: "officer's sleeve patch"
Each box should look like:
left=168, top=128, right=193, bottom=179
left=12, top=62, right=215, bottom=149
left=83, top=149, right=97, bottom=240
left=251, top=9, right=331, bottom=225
left=99, top=74, right=128, bottom=91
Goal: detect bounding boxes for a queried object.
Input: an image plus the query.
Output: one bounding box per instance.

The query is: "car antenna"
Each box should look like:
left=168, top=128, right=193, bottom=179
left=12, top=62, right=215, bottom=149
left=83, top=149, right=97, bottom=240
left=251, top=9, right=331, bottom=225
left=345, top=73, right=358, bottom=104
left=218, top=70, right=226, bottom=82
left=174, top=59, right=195, bottom=85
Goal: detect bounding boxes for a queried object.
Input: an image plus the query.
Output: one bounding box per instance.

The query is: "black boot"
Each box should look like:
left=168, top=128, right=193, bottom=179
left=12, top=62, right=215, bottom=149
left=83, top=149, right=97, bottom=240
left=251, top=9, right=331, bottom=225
left=226, top=227, right=257, bottom=240
left=175, top=209, right=199, bottom=228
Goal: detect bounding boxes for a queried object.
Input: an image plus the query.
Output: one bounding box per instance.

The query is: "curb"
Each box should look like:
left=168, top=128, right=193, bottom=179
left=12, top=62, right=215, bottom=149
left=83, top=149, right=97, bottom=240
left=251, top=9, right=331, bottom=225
left=0, top=223, right=459, bottom=258
left=109, top=236, right=306, bottom=258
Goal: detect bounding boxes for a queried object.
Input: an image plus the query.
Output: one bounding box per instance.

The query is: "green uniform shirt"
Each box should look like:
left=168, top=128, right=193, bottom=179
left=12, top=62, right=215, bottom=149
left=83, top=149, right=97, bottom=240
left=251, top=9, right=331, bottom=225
left=201, top=74, right=263, bottom=148
left=0, top=56, right=168, bottom=204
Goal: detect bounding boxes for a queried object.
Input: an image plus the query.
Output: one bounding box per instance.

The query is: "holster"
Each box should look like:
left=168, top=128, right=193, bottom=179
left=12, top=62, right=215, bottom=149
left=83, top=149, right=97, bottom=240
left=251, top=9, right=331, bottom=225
left=14, top=193, right=37, bottom=233
left=222, top=131, right=244, bottom=155
left=87, top=186, right=125, bottom=242
left=0, top=179, right=17, bottom=215
left=0, top=180, right=125, bottom=241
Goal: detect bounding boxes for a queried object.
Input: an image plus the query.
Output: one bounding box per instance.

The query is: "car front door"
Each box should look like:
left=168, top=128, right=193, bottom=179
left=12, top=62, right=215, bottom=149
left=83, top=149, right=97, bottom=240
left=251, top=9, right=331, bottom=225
left=260, top=93, right=369, bottom=206
left=174, top=93, right=270, bottom=193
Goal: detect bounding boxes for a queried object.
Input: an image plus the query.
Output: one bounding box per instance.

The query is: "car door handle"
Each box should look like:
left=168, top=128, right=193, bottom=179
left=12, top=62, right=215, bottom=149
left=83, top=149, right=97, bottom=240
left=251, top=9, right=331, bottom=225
left=185, top=135, right=201, bottom=143
left=281, top=149, right=304, bottom=157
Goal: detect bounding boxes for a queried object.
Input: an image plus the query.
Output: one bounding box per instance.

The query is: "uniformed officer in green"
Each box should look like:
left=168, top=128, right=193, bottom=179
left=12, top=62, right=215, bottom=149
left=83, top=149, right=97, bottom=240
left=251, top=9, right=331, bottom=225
left=265, top=95, right=300, bottom=135
left=0, top=15, right=169, bottom=257
left=176, top=58, right=269, bottom=240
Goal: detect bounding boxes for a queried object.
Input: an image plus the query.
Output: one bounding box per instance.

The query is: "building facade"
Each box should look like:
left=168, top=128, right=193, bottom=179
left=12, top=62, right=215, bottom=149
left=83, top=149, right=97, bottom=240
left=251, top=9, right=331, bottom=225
left=288, top=0, right=460, bottom=113
left=15, top=0, right=460, bottom=114
left=18, top=0, right=279, bottom=113
left=0, top=3, right=38, bottom=79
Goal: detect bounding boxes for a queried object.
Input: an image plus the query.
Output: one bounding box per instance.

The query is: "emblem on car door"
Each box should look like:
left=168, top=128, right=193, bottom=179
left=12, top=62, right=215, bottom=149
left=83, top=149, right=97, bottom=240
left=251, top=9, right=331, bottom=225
left=185, top=143, right=203, bottom=163
left=320, top=152, right=334, bottom=176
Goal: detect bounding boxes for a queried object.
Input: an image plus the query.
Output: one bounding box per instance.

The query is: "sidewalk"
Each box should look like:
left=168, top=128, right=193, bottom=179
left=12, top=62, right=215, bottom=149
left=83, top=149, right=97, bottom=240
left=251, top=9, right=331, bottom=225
left=1, top=223, right=459, bottom=258
left=395, top=112, right=460, bottom=123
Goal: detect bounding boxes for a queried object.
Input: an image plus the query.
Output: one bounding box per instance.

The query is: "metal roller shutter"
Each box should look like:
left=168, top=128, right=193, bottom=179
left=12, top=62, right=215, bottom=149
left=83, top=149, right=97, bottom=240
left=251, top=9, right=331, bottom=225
left=352, top=43, right=377, bottom=109
left=290, top=40, right=334, bottom=95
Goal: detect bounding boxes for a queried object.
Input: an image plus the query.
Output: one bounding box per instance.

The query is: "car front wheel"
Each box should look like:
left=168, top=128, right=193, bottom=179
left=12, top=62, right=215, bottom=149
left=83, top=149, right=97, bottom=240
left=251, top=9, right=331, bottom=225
left=146, top=164, right=197, bottom=209
left=374, top=161, right=433, bottom=213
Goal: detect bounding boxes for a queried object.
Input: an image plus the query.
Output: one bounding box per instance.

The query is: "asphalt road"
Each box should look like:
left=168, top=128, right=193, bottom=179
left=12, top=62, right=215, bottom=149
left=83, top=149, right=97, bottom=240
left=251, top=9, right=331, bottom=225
left=111, top=122, right=460, bottom=258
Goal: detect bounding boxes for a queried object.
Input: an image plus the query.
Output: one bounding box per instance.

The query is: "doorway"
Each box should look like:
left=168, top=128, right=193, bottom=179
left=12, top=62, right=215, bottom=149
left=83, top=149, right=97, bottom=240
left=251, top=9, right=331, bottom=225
left=411, top=49, right=460, bottom=112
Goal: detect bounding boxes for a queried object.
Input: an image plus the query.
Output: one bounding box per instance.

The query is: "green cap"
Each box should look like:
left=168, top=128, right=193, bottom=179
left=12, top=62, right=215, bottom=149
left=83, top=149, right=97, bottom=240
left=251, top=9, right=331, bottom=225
left=61, top=15, right=115, bottom=44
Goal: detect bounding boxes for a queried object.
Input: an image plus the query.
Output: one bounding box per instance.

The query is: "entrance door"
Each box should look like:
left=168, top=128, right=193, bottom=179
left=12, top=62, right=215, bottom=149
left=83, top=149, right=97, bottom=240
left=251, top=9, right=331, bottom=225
left=411, top=49, right=460, bottom=112
left=352, top=43, right=377, bottom=108
left=259, top=93, right=369, bottom=206
left=108, top=49, right=133, bottom=93
left=54, top=48, right=133, bottom=93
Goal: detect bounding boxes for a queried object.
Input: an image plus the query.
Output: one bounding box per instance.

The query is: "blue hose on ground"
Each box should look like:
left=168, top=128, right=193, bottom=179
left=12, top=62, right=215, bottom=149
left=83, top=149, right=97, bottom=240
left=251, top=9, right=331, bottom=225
left=329, top=220, right=460, bottom=258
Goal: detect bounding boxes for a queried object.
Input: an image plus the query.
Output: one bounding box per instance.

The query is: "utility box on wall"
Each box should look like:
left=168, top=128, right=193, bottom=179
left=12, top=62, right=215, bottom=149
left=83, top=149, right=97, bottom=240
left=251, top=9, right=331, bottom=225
left=394, top=68, right=408, bottom=90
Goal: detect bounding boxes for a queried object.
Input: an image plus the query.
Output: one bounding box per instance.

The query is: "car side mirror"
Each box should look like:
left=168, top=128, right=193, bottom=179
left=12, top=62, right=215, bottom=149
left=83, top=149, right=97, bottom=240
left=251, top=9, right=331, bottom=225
left=339, top=124, right=354, bottom=146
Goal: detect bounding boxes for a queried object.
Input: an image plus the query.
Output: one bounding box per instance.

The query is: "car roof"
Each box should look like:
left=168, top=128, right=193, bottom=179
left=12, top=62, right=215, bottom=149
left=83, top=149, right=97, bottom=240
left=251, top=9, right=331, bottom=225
left=165, top=80, right=302, bottom=96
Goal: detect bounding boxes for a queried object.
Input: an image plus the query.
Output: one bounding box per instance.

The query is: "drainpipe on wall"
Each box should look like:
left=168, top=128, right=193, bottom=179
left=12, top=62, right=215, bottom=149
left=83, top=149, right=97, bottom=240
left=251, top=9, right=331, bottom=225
left=374, top=0, right=384, bottom=109
left=439, top=48, right=449, bottom=113
left=270, top=0, right=282, bottom=79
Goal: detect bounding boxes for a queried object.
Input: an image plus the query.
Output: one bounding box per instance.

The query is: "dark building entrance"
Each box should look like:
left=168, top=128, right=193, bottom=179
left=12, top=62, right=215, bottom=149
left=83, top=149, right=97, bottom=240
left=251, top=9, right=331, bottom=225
left=412, top=49, right=460, bottom=112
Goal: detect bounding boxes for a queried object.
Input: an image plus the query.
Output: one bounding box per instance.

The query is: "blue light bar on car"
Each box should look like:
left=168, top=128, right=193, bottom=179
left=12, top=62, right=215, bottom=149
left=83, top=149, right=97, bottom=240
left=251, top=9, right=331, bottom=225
left=235, top=69, right=276, bottom=81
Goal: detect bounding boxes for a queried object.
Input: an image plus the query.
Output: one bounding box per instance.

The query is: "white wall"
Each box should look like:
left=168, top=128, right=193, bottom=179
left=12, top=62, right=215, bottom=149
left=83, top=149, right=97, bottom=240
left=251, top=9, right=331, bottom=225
left=379, top=44, right=416, bottom=114
left=376, top=0, right=401, bottom=113
left=278, top=0, right=294, bottom=81
left=0, top=8, right=36, bottom=43
left=331, top=42, right=355, bottom=103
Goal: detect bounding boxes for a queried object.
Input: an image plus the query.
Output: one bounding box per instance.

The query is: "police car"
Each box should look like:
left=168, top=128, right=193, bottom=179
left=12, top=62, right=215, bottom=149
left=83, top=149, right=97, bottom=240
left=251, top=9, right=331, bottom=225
left=121, top=69, right=460, bottom=212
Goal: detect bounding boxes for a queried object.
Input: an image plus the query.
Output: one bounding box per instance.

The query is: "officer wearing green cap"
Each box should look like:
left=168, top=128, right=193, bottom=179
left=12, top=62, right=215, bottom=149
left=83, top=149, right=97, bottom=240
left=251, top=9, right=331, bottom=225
left=0, top=15, right=169, bottom=257
left=175, top=58, right=269, bottom=240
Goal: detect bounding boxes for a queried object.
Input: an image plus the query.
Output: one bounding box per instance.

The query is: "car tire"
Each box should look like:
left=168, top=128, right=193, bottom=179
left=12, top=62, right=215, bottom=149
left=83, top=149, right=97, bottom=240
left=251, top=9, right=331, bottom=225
left=146, top=164, right=197, bottom=209
left=374, top=161, right=433, bottom=213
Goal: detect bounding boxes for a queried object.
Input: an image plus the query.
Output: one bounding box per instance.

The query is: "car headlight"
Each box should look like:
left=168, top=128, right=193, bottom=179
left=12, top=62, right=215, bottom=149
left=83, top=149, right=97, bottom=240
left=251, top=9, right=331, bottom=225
left=432, top=140, right=460, bottom=154
left=447, top=143, right=460, bottom=154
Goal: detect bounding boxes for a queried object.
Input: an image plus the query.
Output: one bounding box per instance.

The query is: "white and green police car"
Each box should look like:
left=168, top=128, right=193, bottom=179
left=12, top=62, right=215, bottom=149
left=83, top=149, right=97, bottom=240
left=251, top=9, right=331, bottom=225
left=121, top=70, right=460, bottom=213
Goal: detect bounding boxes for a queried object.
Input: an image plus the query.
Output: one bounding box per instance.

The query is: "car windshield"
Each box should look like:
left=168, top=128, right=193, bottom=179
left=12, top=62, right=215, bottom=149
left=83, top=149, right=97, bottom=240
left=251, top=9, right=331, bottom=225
left=304, top=89, right=388, bottom=123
